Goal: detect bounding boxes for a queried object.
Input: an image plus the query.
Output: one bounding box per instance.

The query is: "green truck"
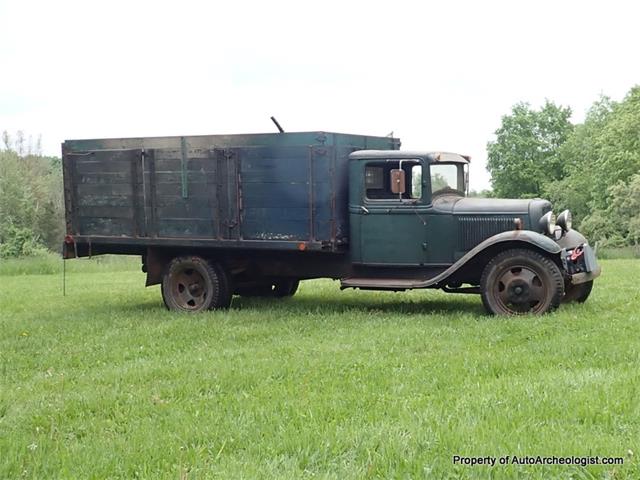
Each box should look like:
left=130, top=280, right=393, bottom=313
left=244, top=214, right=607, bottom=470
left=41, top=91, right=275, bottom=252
left=62, top=130, right=600, bottom=315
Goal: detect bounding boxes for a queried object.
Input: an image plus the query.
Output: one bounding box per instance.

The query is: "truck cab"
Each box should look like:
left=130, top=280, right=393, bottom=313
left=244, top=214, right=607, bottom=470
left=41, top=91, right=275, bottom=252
left=342, top=150, right=601, bottom=315
left=349, top=150, right=469, bottom=266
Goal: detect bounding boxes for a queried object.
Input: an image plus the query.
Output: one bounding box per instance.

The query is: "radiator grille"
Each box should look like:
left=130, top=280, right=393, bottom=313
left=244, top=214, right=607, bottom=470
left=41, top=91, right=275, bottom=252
left=458, top=216, right=516, bottom=250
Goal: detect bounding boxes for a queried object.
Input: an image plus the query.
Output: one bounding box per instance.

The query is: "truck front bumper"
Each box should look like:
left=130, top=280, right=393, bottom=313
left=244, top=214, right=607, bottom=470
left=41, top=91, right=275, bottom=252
left=563, top=243, right=601, bottom=285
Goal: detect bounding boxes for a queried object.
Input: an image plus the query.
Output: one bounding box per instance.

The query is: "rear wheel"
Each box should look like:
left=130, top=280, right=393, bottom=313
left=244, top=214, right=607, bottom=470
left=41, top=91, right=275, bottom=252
left=563, top=280, right=593, bottom=303
left=480, top=249, right=564, bottom=315
left=161, top=256, right=231, bottom=312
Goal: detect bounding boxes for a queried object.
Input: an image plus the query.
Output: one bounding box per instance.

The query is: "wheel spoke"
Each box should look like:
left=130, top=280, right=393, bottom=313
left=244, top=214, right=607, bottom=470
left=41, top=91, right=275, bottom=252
left=497, top=287, right=511, bottom=305
left=183, top=290, right=196, bottom=304
left=518, top=268, right=536, bottom=284
left=529, top=282, right=545, bottom=303
left=500, top=269, right=517, bottom=285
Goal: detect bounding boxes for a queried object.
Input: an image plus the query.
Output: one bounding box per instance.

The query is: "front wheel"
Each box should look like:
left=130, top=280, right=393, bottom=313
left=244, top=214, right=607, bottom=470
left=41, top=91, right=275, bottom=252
left=480, top=249, right=564, bottom=315
left=563, top=280, right=593, bottom=303
left=161, top=256, right=232, bottom=312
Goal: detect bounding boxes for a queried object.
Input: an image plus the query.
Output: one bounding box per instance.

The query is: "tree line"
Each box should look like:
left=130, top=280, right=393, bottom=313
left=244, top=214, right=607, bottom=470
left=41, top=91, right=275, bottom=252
left=487, top=85, right=640, bottom=247
left=0, top=133, right=64, bottom=257
left=1, top=86, right=638, bottom=257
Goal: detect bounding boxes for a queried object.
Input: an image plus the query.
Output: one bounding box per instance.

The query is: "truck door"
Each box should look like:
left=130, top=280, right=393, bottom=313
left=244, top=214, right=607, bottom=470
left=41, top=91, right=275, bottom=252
left=353, top=159, right=429, bottom=265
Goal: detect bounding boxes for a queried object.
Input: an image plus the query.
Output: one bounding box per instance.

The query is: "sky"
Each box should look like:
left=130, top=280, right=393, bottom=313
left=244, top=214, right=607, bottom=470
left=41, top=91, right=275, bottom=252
left=0, top=0, right=638, bottom=190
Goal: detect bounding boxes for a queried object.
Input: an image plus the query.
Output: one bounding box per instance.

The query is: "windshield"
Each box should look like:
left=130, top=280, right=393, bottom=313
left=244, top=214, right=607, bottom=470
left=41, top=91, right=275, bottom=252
left=430, top=163, right=465, bottom=196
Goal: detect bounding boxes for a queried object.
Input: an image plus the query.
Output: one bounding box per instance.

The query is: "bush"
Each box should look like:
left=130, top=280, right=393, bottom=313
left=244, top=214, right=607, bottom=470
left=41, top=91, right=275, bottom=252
left=0, top=225, right=49, bottom=258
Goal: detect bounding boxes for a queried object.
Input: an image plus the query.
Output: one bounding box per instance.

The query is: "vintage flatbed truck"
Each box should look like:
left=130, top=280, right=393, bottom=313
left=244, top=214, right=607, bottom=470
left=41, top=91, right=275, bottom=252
left=62, top=130, right=601, bottom=315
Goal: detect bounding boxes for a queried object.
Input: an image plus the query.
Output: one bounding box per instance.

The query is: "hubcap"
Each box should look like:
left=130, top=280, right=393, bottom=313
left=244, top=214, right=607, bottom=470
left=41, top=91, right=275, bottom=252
left=171, top=267, right=208, bottom=310
left=495, top=266, right=546, bottom=314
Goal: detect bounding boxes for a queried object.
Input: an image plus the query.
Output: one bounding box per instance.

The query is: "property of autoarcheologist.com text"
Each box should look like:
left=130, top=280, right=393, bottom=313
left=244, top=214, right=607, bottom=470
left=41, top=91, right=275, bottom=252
left=453, top=455, right=624, bottom=468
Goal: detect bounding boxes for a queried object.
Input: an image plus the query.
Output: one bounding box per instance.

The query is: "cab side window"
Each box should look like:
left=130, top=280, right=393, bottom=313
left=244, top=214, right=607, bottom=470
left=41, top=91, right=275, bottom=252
left=365, top=161, right=422, bottom=200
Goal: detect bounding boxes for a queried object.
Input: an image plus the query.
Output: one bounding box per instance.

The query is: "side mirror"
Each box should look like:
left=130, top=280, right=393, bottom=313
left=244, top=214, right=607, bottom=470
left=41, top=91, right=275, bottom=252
left=390, top=169, right=405, bottom=196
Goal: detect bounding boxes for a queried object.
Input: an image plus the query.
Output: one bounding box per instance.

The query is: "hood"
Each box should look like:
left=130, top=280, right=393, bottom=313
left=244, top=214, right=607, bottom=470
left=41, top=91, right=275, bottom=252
left=452, top=197, right=534, bottom=214
left=434, top=196, right=552, bottom=231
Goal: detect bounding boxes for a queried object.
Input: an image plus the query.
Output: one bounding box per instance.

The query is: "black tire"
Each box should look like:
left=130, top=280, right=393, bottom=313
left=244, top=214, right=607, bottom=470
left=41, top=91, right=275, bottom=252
left=480, top=249, right=564, bottom=315
left=273, top=279, right=299, bottom=298
left=563, top=280, right=593, bottom=303
left=161, top=256, right=231, bottom=312
left=236, top=279, right=300, bottom=298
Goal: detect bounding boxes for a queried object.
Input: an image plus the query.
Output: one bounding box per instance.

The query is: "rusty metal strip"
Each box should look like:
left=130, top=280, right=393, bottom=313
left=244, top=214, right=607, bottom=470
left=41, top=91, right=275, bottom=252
left=180, top=136, right=188, bottom=199
left=330, top=145, right=337, bottom=249
left=308, top=146, right=314, bottom=241
left=236, top=152, right=244, bottom=240
left=130, top=151, right=142, bottom=237
left=207, top=149, right=218, bottom=238
left=214, top=149, right=223, bottom=240
left=140, top=150, right=148, bottom=235
left=146, top=149, right=158, bottom=237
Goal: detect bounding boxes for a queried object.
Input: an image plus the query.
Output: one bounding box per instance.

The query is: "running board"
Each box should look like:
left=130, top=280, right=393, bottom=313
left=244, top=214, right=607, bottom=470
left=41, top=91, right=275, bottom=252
left=340, top=277, right=435, bottom=290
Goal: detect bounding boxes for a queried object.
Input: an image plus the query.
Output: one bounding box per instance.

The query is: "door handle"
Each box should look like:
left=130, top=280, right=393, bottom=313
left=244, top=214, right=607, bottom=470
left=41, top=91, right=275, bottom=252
left=360, top=206, right=370, bottom=215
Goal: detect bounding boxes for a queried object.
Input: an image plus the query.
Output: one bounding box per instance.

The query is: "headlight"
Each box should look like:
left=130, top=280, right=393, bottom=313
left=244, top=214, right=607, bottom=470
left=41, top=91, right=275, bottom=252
left=539, top=211, right=556, bottom=236
left=557, top=209, right=572, bottom=231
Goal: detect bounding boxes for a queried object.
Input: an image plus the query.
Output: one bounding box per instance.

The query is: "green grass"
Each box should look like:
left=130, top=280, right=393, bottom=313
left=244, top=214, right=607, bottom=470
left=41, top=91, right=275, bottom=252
left=598, top=246, right=640, bottom=260
left=0, top=259, right=639, bottom=479
left=0, top=253, right=139, bottom=276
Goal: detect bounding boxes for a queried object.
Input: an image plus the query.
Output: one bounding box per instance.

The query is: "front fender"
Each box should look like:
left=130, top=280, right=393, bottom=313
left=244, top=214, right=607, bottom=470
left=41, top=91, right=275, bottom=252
left=436, top=230, right=561, bottom=282
left=556, top=229, right=588, bottom=250
left=423, top=230, right=561, bottom=288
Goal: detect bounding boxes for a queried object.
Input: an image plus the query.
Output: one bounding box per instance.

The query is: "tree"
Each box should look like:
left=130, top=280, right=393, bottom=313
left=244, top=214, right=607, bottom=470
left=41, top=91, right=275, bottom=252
left=486, top=101, right=573, bottom=198
left=544, top=86, right=640, bottom=245
left=0, top=141, right=65, bottom=256
left=543, top=96, right=615, bottom=225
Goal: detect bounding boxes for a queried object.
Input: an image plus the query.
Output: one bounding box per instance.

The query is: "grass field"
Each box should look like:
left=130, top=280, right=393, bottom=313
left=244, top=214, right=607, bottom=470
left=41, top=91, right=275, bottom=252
left=1, top=257, right=639, bottom=479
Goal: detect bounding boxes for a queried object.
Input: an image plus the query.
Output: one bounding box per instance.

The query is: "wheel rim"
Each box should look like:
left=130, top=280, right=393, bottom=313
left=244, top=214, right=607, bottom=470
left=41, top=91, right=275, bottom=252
left=170, top=265, right=208, bottom=310
left=494, top=265, right=547, bottom=314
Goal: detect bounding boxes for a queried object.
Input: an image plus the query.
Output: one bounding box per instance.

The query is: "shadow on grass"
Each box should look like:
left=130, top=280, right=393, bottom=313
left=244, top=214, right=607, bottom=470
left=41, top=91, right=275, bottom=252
left=65, top=283, right=487, bottom=318
left=84, top=292, right=487, bottom=319
left=231, top=292, right=486, bottom=317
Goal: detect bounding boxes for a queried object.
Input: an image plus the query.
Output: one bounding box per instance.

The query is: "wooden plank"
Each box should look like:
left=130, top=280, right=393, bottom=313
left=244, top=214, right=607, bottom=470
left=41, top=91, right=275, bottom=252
left=156, top=202, right=214, bottom=218
left=77, top=194, right=134, bottom=207
left=78, top=172, right=131, bottom=184
left=76, top=182, right=138, bottom=195
left=78, top=217, right=134, bottom=236
left=156, top=218, right=214, bottom=238
left=77, top=206, right=134, bottom=219
left=153, top=194, right=209, bottom=207
left=154, top=182, right=210, bottom=196
left=155, top=158, right=217, bottom=171
left=153, top=171, right=211, bottom=184
left=241, top=183, right=310, bottom=208
left=74, top=160, right=132, bottom=174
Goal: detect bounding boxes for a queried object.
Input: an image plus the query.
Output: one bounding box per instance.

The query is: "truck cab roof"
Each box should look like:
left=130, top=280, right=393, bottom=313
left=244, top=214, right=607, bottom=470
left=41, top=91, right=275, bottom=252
left=349, top=150, right=470, bottom=164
